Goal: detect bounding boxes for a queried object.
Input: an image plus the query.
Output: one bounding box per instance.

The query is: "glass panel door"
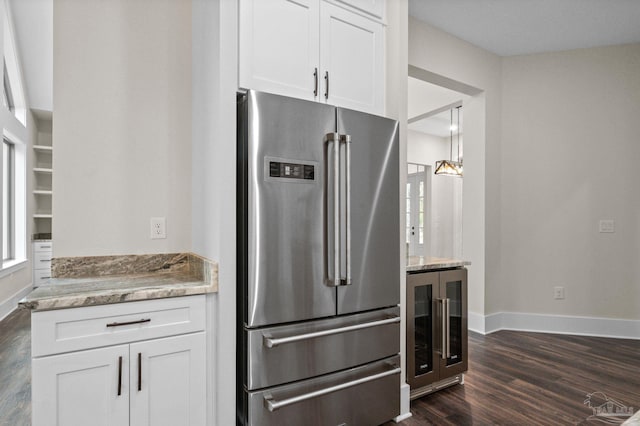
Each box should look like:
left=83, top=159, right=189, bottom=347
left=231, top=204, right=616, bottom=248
left=406, top=163, right=427, bottom=257
left=414, top=283, right=433, bottom=376
left=445, top=280, right=463, bottom=366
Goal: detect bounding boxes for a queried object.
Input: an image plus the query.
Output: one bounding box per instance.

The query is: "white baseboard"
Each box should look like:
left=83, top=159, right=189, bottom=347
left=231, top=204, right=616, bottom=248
left=0, top=285, right=32, bottom=322
left=468, top=311, right=485, bottom=334
left=482, top=312, right=640, bottom=340
left=394, top=383, right=412, bottom=423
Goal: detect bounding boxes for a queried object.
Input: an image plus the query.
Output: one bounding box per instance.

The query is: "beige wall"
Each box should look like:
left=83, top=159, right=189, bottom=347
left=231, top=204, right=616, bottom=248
left=498, top=44, right=640, bottom=319
left=409, top=17, right=640, bottom=324
left=409, top=17, right=503, bottom=322
left=53, top=0, right=192, bottom=257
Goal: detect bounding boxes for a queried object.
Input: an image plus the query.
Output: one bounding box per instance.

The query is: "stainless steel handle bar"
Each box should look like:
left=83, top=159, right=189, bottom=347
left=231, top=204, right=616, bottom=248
left=264, top=367, right=401, bottom=412
left=263, top=316, right=400, bottom=348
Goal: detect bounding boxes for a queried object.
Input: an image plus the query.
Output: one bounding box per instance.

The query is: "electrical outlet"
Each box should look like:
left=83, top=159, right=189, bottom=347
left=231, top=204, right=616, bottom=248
left=599, top=220, right=615, bottom=233
left=150, top=217, right=166, bottom=239
left=553, top=286, right=565, bottom=300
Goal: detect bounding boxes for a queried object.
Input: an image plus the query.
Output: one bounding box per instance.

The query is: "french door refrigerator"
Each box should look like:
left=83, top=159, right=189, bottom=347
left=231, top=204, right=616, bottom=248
left=237, top=90, right=400, bottom=425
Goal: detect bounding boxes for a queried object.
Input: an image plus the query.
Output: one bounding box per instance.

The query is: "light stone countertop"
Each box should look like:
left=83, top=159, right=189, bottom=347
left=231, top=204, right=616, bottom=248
left=407, top=256, right=470, bottom=272
left=20, top=252, right=217, bottom=311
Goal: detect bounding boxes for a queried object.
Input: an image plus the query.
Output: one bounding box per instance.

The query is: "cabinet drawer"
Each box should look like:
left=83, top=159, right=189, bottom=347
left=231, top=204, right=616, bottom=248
left=34, top=251, right=52, bottom=266
left=246, top=355, right=400, bottom=426
left=32, top=295, right=206, bottom=357
left=33, top=269, right=52, bottom=287
left=33, top=241, right=53, bottom=252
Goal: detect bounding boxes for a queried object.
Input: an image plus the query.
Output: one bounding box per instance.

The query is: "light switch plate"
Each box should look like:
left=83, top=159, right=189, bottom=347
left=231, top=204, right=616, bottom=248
left=599, top=219, right=615, bottom=233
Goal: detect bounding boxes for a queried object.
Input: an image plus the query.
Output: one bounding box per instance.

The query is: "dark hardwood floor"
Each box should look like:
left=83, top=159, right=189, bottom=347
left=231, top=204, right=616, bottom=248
left=397, top=331, right=640, bottom=425
left=0, top=309, right=638, bottom=425
left=0, top=308, right=31, bottom=426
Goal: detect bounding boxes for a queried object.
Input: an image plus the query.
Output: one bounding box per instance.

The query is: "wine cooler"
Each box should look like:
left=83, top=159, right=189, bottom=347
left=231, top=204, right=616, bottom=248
left=406, top=268, right=468, bottom=399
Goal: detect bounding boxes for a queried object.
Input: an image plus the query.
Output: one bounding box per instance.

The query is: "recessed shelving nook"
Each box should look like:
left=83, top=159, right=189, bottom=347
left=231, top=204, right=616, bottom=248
left=32, top=111, right=53, bottom=287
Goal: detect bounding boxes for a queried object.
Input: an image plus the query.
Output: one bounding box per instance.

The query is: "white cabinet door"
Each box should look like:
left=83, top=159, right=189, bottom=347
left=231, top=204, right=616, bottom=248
left=130, top=333, right=206, bottom=426
left=239, top=0, right=320, bottom=101
left=334, top=0, right=385, bottom=19
left=320, top=1, right=384, bottom=114
left=32, top=345, right=129, bottom=426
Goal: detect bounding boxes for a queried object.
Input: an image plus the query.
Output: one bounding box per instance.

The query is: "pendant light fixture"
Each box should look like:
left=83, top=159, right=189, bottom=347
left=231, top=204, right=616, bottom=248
left=435, top=106, right=463, bottom=177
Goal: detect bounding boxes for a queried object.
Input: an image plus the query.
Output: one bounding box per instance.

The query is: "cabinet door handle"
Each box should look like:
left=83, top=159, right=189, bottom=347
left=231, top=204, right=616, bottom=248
left=138, top=352, right=142, bottom=391
left=313, top=68, right=318, bottom=97
left=117, top=356, right=123, bottom=396
left=324, top=71, right=329, bottom=99
left=106, top=318, right=151, bottom=327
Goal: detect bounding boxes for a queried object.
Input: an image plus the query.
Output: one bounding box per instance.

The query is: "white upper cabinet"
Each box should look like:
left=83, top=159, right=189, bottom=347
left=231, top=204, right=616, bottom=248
left=239, top=0, right=385, bottom=115
left=334, top=0, right=385, bottom=19
left=239, top=0, right=320, bottom=102
left=319, top=1, right=384, bottom=114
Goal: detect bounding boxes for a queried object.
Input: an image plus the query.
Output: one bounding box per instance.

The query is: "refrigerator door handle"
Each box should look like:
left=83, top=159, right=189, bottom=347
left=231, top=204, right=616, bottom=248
left=263, top=366, right=401, bottom=412
left=263, top=316, right=400, bottom=348
left=340, top=134, right=352, bottom=286
left=325, top=133, right=341, bottom=287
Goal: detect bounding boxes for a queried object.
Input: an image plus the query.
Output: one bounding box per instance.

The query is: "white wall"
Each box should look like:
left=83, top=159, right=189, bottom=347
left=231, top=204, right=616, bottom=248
left=52, top=0, right=192, bottom=257
left=192, top=0, right=238, bottom=423
left=409, top=17, right=502, bottom=324
left=407, top=129, right=463, bottom=259
left=498, top=44, right=640, bottom=320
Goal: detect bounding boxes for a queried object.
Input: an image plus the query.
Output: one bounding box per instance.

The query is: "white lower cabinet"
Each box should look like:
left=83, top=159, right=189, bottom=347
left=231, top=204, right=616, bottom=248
left=31, top=296, right=207, bottom=426
left=33, top=345, right=130, bottom=426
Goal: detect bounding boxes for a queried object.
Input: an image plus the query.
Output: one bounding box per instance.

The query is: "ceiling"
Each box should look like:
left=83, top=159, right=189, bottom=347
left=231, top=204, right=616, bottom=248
left=408, top=0, right=640, bottom=56
left=9, top=0, right=52, bottom=112
left=407, top=77, right=468, bottom=137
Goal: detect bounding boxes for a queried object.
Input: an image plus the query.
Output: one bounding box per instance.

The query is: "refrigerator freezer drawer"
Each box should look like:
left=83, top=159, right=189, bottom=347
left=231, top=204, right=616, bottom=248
left=246, top=307, right=399, bottom=390
left=245, top=355, right=400, bottom=426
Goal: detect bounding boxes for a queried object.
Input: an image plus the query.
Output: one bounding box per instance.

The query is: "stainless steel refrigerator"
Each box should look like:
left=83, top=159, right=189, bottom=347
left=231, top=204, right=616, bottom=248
left=237, top=90, right=400, bottom=425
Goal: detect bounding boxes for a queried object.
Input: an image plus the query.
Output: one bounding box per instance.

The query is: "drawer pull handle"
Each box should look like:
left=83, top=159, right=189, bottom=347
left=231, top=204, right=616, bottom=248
left=106, top=318, right=151, bottom=328
left=117, top=356, right=123, bottom=396
left=138, top=352, right=142, bottom=391
left=264, top=366, right=400, bottom=412
left=40, top=259, right=51, bottom=262
left=263, top=316, right=400, bottom=348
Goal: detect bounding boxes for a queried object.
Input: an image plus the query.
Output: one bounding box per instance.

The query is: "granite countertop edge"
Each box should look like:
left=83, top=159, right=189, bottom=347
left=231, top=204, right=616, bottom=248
left=406, top=256, right=471, bottom=272
left=19, top=252, right=218, bottom=312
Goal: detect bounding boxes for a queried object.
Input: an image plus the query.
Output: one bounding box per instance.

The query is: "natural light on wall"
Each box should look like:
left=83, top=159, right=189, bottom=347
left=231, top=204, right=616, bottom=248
left=1, top=0, right=27, bottom=271
left=2, top=0, right=25, bottom=127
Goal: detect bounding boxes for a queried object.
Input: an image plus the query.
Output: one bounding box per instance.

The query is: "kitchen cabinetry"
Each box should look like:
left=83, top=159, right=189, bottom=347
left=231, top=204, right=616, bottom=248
left=32, top=241, right=52, bottom=287
left=406, top=268, right=467, bottom=399
left=33, top=114, right=53, bottom=286
left=33, top=115, right=53, bottom=238
left=31, top=295, right=206, bottom=426
left=239, top=0, right=385, bottom=115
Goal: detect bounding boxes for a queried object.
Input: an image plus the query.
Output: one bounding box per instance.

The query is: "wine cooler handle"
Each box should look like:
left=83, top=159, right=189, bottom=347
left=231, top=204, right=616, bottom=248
left=440, top=298, right=447, bottom=360
left=445, top=298, right=451, bottom=358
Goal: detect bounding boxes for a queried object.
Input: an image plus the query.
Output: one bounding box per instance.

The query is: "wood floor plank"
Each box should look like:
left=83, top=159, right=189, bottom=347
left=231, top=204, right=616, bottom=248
left=396, top=330, right=640, bottom=425
left=0, top=308, right=31, bottom=426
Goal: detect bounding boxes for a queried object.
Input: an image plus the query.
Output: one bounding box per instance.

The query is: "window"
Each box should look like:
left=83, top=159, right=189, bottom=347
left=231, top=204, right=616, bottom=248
left=2, top=0, right=25, bottom=126
left=2, top=139, right=13, bottom=261
left=0, top=132, right=25, bottom=269
left=2, top=61, right=13, bottom=113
